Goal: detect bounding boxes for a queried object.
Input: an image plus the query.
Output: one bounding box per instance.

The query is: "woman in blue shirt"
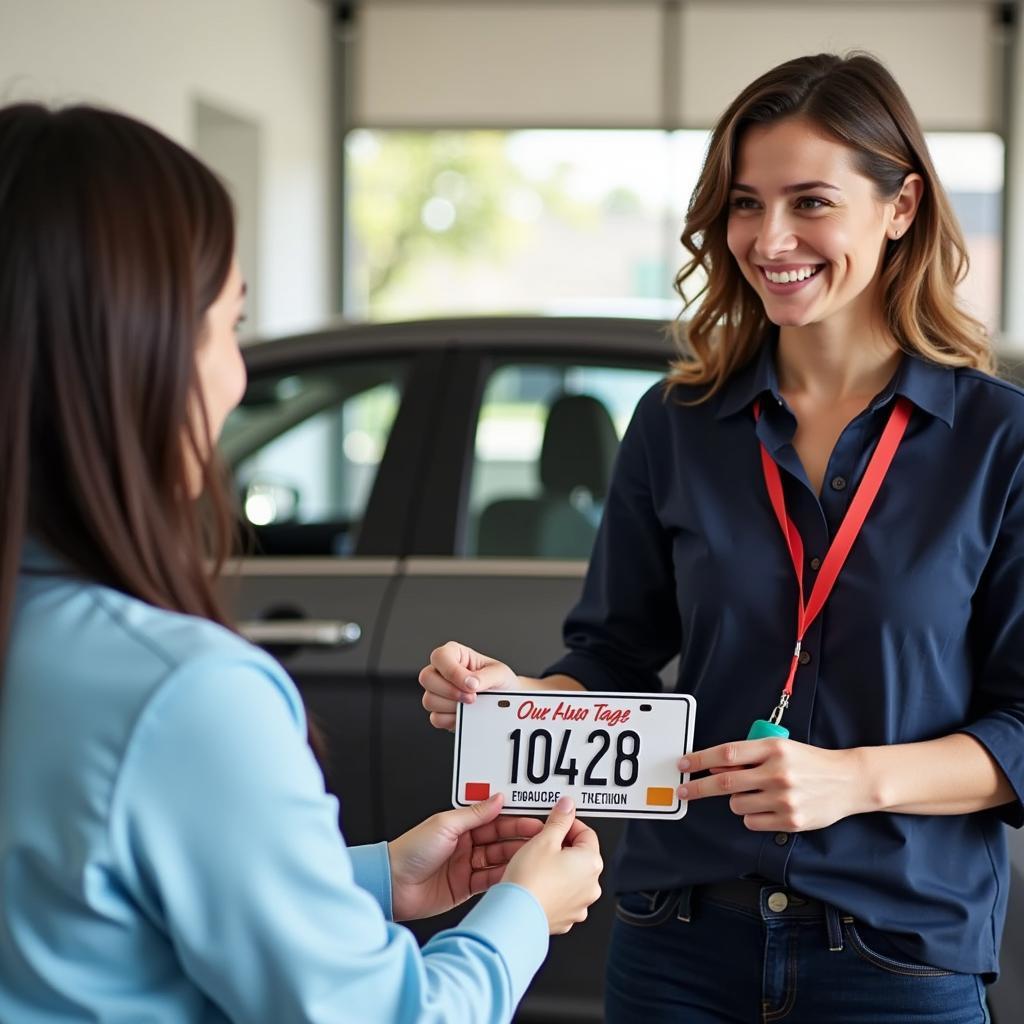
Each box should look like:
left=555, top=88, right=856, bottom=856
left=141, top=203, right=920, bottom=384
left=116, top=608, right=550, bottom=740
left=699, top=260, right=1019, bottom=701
left=0, top=103, right=603, bottom=1023
left=420, top=54, right=1021, bottom=1022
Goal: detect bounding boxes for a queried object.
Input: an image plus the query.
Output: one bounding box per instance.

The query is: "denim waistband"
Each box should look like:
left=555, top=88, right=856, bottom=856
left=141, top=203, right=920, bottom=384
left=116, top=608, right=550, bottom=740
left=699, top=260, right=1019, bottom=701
left=696, top=879, right=832, bottom=918
left=685, top=879, right=847, bottom=951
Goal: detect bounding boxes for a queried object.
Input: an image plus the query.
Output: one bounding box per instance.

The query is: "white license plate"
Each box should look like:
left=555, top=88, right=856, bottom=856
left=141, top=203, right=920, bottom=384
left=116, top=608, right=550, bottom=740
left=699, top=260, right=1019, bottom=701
left=453, top=691, right=696, bottom=820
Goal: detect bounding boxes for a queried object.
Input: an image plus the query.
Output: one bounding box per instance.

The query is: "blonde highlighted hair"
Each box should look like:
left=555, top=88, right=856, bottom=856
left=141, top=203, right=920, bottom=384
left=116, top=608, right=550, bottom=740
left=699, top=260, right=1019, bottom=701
left=669, top=52, right=992, bottom=397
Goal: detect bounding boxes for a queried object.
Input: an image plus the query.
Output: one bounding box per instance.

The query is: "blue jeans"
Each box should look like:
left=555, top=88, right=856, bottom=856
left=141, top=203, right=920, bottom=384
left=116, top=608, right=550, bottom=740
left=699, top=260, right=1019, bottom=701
left=605, top=884, right=991, bottom=1024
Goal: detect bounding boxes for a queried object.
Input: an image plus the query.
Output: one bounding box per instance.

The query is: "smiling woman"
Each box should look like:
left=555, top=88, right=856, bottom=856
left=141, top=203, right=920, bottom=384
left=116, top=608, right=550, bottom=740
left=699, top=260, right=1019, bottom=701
left=418, top=52, right=1022, bottom=1024
left=726, top=151, right=891, bottom=316
left=672, top=51, right=991, bottom=400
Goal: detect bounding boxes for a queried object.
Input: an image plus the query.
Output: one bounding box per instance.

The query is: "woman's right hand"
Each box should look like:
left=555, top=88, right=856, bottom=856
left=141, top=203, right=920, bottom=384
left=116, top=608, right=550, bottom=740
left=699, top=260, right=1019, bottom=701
left=418, top=641, right=517, bottom=731
left=504, top=796, right=603, bottom=935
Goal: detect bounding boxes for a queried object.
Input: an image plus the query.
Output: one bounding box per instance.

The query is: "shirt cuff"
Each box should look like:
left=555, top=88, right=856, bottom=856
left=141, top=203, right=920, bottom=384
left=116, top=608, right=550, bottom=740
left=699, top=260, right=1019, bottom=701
left=348, top=842, right=394, bottom=919
left=457, top=883, right=549, bottom=1002
left=959, top=717, right=1024, bottom=828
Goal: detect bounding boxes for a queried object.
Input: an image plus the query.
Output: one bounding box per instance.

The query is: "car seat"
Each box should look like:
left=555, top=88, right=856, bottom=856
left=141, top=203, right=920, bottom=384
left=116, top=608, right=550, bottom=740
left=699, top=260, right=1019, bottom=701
left=475, top=392, right=619, bottom=558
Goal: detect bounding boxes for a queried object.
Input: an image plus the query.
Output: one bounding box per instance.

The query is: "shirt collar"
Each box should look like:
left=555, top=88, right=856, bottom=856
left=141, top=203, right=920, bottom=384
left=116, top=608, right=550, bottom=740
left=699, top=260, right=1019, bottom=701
left=876, top=350, right=956, bottom=427
left=715, top=339, right=782, bottom=420
left=715, top=340, right=956, bottom=427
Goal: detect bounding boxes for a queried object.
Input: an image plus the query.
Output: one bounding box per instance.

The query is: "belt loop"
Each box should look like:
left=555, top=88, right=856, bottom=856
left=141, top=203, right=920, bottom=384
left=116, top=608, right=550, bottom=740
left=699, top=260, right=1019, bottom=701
left=826, top=904, right=843, bottom=952
left=676, top=885, right=693, bottom=923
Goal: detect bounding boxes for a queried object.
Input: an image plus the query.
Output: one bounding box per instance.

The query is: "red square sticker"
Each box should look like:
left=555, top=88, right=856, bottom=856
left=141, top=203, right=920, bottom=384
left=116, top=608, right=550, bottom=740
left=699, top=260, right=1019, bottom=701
left=464, top=782, right=490, bottom=801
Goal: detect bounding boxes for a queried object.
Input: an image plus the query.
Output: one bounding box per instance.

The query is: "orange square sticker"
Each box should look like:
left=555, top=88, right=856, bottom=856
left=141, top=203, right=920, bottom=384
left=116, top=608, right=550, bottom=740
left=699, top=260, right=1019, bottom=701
left=646, top=786, right=675, bottom=806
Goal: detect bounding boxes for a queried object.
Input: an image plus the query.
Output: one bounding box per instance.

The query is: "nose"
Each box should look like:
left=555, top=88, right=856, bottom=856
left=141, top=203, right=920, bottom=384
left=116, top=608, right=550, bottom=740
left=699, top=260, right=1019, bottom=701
left=754, top=208, right=797, bottom=260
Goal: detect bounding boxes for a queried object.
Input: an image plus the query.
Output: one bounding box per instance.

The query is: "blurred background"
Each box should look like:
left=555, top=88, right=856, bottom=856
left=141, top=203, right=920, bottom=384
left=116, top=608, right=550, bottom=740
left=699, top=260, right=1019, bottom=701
left=2, top=0, right=1019, bottom=346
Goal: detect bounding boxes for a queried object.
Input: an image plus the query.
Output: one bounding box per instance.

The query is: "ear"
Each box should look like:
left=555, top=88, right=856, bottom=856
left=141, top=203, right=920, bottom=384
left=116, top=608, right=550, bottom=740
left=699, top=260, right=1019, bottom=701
left=888, top=173, right=923, bottom=240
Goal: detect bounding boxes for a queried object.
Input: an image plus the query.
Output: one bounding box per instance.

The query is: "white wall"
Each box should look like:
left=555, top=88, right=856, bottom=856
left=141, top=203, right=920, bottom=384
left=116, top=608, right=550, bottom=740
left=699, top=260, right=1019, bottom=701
left=0, top=0, right=334, bottom=337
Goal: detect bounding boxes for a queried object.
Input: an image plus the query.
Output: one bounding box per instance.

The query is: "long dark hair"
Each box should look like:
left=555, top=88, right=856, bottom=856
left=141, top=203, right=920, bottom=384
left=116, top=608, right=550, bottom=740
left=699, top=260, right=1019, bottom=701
left=669, top=52, right=991, bottom=398
left=0, top=104, right=237, bottom=666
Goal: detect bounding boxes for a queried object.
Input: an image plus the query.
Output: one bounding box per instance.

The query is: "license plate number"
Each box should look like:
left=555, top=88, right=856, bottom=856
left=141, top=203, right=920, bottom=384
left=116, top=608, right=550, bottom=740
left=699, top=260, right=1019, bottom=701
left=453, top=691, right=696, bottom=819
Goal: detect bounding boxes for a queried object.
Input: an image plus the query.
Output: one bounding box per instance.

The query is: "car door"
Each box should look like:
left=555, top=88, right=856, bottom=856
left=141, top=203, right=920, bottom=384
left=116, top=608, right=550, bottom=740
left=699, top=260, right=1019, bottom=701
left=219, top=344, right=447, bottom=847
left=375, top=326, right=674, bottom=1022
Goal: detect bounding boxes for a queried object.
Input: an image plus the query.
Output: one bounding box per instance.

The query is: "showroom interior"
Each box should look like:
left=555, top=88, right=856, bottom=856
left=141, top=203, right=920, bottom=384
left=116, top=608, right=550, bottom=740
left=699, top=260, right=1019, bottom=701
left=2, top=1, right=1023, bottom=1021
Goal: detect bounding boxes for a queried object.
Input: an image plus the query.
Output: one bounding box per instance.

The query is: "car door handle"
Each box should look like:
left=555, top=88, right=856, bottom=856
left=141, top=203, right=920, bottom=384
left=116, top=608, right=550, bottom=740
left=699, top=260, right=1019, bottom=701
left=239, top=619, right=362, bottom=647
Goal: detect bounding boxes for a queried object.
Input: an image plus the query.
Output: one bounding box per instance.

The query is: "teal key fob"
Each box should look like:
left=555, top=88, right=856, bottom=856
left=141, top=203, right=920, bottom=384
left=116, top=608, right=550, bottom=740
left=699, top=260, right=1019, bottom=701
left=747, top=719, right=790, bottom=740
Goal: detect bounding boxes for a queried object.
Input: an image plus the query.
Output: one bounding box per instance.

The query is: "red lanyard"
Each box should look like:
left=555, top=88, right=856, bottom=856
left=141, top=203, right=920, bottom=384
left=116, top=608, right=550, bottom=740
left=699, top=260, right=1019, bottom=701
left=753, top=395, right=912, bottom=726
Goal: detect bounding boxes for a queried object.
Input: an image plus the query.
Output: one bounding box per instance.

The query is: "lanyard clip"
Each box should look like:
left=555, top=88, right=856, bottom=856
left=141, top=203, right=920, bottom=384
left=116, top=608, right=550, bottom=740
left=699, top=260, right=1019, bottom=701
left=768, top=691, right=791, bottom=726
left=768, top=640, right=801, bottom=725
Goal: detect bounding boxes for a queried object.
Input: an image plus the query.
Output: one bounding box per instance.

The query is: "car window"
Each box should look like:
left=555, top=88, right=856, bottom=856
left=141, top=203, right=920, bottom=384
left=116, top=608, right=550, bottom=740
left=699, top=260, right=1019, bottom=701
left=220, top=359, right=407, bottom=556
left=465, top=361, right=662, bottom=558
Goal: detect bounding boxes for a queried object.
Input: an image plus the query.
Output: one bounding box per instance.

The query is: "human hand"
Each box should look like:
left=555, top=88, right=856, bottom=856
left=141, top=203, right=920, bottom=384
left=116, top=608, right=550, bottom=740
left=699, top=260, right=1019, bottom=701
left=677, top=740, right=867, bottom=832
left=504, top=796, right=603, bottom=935
left=388, top=793, right=545, bottom=922
left=419, top=640, right=518, bottom=731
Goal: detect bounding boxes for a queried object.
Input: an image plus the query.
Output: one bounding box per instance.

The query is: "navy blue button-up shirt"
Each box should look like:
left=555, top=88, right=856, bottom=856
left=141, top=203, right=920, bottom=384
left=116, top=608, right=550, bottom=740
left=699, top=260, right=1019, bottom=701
left=545, top=341, right=1024, bottom=976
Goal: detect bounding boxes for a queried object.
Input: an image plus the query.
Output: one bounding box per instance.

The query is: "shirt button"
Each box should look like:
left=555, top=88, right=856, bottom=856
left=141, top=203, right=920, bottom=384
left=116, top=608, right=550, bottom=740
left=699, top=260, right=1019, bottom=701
left=774, top=832, right=790, bottom=846
left=810, top=557, right=821, bottom=571
left=830, top=476, right=847, bottom=491
left=767, top=891, right=790, bottom=913
left=799, top=650, right=811, bottom=666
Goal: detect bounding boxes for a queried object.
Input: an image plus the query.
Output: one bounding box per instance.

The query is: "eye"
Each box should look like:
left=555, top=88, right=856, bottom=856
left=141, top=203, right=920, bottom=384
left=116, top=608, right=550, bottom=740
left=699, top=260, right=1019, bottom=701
left=795, top=196, right=831, bottom=211
left=729, top=196, right=760, bottom=211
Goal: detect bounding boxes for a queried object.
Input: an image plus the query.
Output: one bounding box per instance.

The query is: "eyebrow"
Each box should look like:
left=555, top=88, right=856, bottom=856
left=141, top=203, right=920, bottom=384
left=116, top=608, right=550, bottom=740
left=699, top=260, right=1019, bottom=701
left=731, top=181, right=841, bottom=194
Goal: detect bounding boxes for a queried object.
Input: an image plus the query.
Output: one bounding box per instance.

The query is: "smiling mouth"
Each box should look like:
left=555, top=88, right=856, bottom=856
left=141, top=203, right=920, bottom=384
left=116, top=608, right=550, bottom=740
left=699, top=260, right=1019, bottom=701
left=760, top=265, right=825, bottom=285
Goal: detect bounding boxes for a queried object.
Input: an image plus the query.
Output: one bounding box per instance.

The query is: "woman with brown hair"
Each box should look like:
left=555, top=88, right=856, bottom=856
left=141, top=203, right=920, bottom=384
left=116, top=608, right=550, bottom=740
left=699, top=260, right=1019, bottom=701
left=0, top=103, right=603, bottom=1022
left=420, top=53, right=1021, bottom=1021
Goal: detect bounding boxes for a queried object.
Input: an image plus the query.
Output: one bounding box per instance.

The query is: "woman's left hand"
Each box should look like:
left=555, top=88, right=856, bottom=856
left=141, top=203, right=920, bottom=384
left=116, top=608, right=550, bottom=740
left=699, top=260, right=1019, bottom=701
left=388, top=793, right=545, bottom=921
left=677, top=739, right=869, bottom=832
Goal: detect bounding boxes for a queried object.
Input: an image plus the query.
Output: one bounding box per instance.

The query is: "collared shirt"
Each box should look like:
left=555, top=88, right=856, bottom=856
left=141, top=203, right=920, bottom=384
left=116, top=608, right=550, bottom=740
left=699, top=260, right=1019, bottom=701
left=545, top=341, right=1024, bottom=976
left=0, top=548, right=548, bottom=1022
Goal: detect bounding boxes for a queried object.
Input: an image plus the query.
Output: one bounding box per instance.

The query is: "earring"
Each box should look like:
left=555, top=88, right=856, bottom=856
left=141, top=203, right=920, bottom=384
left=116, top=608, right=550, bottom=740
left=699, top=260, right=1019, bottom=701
left=893, top=228, right=901, bottom=239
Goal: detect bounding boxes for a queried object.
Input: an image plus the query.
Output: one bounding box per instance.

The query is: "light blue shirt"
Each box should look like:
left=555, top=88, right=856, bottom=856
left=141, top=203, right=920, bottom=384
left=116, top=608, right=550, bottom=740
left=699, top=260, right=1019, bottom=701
left=0, top=547, right=548, bottom=1022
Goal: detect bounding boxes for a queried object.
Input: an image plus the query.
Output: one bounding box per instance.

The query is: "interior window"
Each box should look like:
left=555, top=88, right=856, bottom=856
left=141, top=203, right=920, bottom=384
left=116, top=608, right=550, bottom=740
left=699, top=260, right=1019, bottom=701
left=220, top=360, right=406, bottom=556
left=344, top=129, right=1003, bottom=333
left=465, top=362, right=662, bottom=559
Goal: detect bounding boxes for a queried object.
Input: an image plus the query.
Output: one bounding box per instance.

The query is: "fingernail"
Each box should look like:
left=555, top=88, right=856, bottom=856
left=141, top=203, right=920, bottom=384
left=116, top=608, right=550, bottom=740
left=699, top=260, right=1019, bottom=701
left=555, top=795, right=574, bottom=813
left=465, top=676, right=480, bottom=691
left=678, top=757, right=691, bottom=771
left=678, top=785, right=689, bottom=799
